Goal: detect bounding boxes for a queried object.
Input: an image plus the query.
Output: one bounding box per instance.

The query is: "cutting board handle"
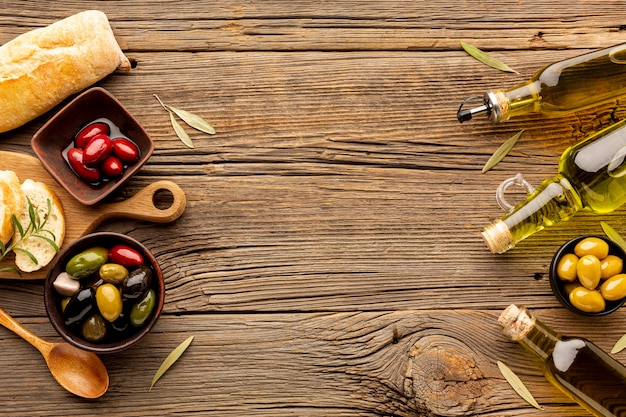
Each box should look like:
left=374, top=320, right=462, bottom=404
left=94, top=180, right=187, bottom=225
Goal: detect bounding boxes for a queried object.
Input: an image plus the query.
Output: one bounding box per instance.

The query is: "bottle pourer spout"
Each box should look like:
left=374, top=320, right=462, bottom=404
left=457, top=95, right=491, bottom=123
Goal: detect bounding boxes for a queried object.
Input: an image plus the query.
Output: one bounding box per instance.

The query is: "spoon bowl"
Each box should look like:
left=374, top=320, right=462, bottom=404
left=0, top=307, right=109, bottom=398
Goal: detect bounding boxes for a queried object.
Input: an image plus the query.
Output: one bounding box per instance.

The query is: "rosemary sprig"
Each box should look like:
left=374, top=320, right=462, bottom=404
left=0, top=197, right=59, bottom=276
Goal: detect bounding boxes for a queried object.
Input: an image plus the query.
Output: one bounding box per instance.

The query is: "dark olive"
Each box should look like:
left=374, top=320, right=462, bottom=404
left=63, top=287, right=96, bottom=327
left=122, top=266, right=153, bottom=300
left=81, top=313, right=107, bottom=342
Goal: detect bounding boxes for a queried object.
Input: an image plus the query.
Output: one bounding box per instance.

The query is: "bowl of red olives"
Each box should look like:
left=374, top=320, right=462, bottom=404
left=44, top=232, right=164, bottom=354
left=550, top=235, right=626, bottom=316
left=32, top=87, right=154, bottom=205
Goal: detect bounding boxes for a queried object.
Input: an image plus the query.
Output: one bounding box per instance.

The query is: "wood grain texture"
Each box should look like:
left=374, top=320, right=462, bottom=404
left=1, top=1, right=626, bottom=416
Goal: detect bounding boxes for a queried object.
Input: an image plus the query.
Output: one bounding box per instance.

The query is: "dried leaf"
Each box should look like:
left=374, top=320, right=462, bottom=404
left=612, top=333, right=626, bottom=354
left=170, top=112, right=195, bottom=149
left=482, top=130, right=525, bottom=173
left=150, top=336, right=194, bottom=391
left=498, top=360, right=543, bottom=410
left=165, top=105, right=216, bottom=135
left=601, top=221, right=626, bottom=252
left=461, top=42, right=519, bottom=74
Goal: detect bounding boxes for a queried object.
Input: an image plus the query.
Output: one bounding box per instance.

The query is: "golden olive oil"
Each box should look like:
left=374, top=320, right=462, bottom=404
left=459, top=43, right=626, bottom=123
left=500, top=305, right=626, bottom=417
left=482, top=118, right=626, bottom=254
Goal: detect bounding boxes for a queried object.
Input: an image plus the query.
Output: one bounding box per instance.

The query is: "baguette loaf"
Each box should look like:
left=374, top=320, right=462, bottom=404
left=0, top=170, right=25, bottom=245
left=13, top=179, right=65, bottom=272
left=0, top=10, right=131, bottom=133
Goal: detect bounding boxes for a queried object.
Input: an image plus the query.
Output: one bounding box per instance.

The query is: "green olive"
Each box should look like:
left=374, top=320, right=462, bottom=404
left=99, top=263, right=129, bottom=284
left=600, top=273, right=626, bottom=301
left=576, top=254, right=601, bottom=290
left=574, top=237, right=609, bottom=259
left=557, top=253, right=579, bottom=282
left=81, top=313, right=107, bottom=342
left=569, top=287, right=606, bottom=313
left=601, top=255, right=623, bottom=279
left=65, top=247, right=108, bottom=279
left=96, top=283, right=123, bottom=322
left=130, top=289, right=156, bottom=328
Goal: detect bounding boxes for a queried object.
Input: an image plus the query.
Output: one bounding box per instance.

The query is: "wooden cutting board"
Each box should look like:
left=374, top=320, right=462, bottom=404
left=0, top=151, right=187, bottom=279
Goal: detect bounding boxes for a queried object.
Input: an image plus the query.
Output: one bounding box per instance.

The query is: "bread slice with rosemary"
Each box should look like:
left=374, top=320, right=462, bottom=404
left=13, top=179, right=65, bottom=272
left=0, top=170, right=25, bottom=245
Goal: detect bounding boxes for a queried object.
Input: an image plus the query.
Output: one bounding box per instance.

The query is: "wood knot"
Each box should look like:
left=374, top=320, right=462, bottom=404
left=403, top=336, right=486, bottom=416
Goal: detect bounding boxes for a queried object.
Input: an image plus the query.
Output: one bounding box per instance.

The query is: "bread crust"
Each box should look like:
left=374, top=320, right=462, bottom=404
left=0, top=170, right=25, bottom=245
left=0, top=10, right=131, bottom=133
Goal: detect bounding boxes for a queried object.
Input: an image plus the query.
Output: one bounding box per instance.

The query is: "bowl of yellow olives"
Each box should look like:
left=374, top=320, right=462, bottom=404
left=550, top=235, right=626, bottom=316
left=44, top=232, right=164, bottom=354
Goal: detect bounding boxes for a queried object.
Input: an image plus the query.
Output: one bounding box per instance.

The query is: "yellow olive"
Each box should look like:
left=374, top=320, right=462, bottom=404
left=600, top=273, right=626, bottom=301
left=95, top=283, right=123, bottom=322
left=601, top=255, right=623, bottom=279
left=563, top=282, right=579, bottom=295
left=557, top=253, right=579, bottom=282
left=569, top=287, right=606, bottom=313
left=574, top=237, right=609, bottom=259
left=576, top=254, right=601, bottom=290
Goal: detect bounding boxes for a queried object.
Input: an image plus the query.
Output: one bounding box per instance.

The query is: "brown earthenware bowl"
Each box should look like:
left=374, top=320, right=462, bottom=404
left=44, top=232, right=164, bottom=354
left=32, top=87, right=154, bottom=205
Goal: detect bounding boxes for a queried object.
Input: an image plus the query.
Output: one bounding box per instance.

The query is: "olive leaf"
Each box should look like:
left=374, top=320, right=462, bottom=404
left=482, top=130, right=525, bottom=173
left=154, top=94, right=215, bottom=149
left=461, top=42, right=519, bottom=74
left=150, top=336, right=194, bottom=391
left=498, top=360, right=543, bottom=410
left=611, top=333, right=626, bottom=354
left=601, top=221, right=626, bottom=252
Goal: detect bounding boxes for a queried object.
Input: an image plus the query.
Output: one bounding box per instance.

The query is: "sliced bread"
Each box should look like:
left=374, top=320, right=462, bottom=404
left=0, top=170, right=25, bottom=245
left=13, top=179, right=65, bottom=272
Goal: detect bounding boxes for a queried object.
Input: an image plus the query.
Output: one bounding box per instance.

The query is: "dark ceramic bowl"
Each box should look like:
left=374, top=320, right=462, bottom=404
left=32, top=87, right=154, bottom=205
left=550, top=235, right=626, bottom=316
left=44, top=232, right=164, bottom=354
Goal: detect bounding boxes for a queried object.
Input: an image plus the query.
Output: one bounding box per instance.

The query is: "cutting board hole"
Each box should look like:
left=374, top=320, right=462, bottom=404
left=153, top=188, right=174, bottom=210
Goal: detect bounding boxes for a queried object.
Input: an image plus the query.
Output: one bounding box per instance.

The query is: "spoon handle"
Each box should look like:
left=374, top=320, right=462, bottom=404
left=0, top=307, right=53, bottom=356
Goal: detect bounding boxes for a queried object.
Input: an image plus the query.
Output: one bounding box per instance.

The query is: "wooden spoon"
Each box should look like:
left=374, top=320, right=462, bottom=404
left=0, top=307, right=109, bottom=398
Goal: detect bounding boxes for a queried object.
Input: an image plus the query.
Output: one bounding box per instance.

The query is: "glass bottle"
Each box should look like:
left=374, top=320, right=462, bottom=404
left=458, top=43, right=626, bottom=123
left=482, top=117, right=626, bottom=254
left=499, top=304, right=626, bottom=417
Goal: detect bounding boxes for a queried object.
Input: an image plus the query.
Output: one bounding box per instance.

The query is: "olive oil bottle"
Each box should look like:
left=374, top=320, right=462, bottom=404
left=458, top=43, right=626, bottom=123
left=482, top=117, right=626, bottom=254
left=499, top=305, right=626, bottom=417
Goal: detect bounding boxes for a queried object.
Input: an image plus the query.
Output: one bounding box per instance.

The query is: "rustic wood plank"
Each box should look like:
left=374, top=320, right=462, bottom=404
left=0, top=310, right=621, bottom=416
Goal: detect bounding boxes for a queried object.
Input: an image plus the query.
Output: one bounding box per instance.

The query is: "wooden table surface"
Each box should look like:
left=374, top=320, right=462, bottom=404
left=2, top=1, right=626, bottom=416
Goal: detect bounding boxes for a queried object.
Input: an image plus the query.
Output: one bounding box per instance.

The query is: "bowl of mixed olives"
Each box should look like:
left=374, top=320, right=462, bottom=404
left=44, top=232, right=164, bottom=354
left=550, top=235, right=626, bottom=316
left=32, top=87, right=154, bottom=206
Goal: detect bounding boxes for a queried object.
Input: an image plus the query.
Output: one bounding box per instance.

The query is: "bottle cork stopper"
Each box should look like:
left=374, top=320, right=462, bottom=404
left=498, top=304, right=535, bottom=341
left=482, top=219, right=514, bottom=254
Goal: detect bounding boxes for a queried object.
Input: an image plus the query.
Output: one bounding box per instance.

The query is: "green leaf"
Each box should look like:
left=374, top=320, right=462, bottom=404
left=461, top=42, right=519, bottom=74
left=165, top=105, right=216, bottom=135
left=498, top=360, right=543, bottom=410
left=601, top=221, right=626, bottom=252
left=150, top=336, right=194, bottom=391
left=170, top=112, right=195, bottom=149
left=13, top=247, right=38, bottom=265
left=612, top=333, right=626, bottom=354
left=482, top=130, right=525, bottom=173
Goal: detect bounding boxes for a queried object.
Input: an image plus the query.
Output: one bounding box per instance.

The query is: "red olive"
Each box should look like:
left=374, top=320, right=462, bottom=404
left=75, top=122, right=110, bottom=149
left=67, top=148, right=100, bottom=182
left=108, top=245, right=144, bottom=268
left=112, top=138, right=140, bottom=164
left=83, top=134, right=113, bottom=167
left=101, top=155, right=124, bottom=178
